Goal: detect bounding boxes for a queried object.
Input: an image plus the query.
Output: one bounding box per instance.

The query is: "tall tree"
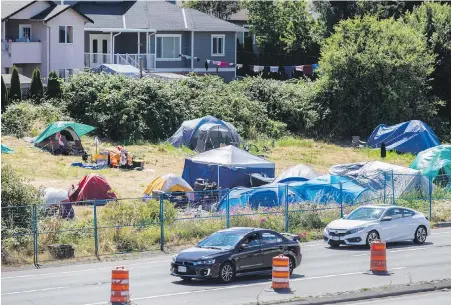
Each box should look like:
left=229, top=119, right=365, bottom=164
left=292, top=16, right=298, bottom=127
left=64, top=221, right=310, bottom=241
left=183, top=0, right=240, bottom=20
left=1, top=76, right=7, bottom=112
left=406, top=2, right=451, bottom=127
left=46, top=71, right=61, bottom=98
left=315, top=16, right=440, bottom=138
left=29, top=67, right=44, bottom=101
left=9, top=66, right=21, bottom=101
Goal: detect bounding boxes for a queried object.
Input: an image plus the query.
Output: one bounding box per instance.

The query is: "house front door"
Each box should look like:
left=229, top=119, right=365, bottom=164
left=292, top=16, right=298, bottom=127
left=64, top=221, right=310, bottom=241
left=90, top=34, right=111, bottom=67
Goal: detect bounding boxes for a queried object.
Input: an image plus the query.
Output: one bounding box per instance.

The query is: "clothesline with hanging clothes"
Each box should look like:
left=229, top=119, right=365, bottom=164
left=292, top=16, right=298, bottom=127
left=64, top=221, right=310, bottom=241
left=244, top=63, right=320, bottom=77
left=204, top=59, right=236, bottom=71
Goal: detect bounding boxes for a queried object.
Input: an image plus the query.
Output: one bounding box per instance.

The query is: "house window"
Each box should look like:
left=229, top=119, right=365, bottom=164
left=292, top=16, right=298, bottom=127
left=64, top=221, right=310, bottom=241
left=58, top=69, right=74, bottom=80
left=211, top=35, right=225, bottom=56
left=19, top=24, right=31, bottom=40
left=59, top=26, right=73, bottom=43
left=156, top=35, right=181, bottom=60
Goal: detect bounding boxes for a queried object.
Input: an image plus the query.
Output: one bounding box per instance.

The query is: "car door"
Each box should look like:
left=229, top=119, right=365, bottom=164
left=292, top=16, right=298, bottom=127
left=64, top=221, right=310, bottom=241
left=260, top=231, right=285, bottom=269
left=233, top=233, right=264, bottom=273
left=401, top=208, right=417, bottom=240
left=380, top=208, right=404, bottom=242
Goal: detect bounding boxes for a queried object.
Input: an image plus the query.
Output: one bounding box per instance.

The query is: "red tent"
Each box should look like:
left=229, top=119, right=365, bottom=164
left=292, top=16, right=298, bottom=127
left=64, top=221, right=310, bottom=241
left=69, top=174, right=117, bottom=204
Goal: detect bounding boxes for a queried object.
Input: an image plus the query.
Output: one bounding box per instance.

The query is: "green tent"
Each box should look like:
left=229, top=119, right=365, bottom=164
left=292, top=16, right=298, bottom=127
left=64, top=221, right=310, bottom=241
left=1, top=144, right=14, bottom=154
left=34, top=121, right=95, bottom=144
left=410, top=145, right=451, bottom=179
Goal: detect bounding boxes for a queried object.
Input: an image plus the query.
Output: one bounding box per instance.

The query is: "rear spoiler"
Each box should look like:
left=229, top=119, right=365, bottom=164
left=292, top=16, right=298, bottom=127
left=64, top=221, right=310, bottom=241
left=280, top=233, right=300, bottom=242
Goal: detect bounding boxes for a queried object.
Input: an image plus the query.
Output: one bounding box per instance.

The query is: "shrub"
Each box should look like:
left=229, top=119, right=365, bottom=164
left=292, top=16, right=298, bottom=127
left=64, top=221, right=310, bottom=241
left=46, top=71, right=61, bottom=98
left=1, top=76, right=8, bottom=112
left=1, top=101, right=71, bottom=138
left=9, top=66, right=21, bottom=101
left=29, top=68, right=44, bottom=101
left=1, top=165, right=41, bottom=231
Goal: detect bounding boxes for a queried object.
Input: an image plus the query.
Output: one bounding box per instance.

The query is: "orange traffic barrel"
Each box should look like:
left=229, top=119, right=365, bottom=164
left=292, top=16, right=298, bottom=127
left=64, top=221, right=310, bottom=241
left=370, top=240, right=388, bottom=274
left=271, top=254, right=290, bottom=290
left=110, top=267, right=130, bottom=305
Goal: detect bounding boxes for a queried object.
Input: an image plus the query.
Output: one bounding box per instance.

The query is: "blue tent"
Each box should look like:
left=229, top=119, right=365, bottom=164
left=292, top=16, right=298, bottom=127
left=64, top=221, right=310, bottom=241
left=168, top=116, right=241, bottom=152
left=182, top=145, right=275, bottom=189
left=288, top=175, right=375, bottom=205
left=216, top=184, right=301, bottom=211
left=367, top=120, right=440, bottom=154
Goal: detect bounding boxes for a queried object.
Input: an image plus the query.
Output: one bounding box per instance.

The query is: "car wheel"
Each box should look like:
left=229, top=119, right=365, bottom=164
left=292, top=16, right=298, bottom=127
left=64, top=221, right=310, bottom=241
left=180, top=276, right=192, bottom=281
left=218, top=262, right=235, bottom=283
left=328, top=241, right=340, bottom=248
left=414, top=226, right=427, bottom=244
left=366, top=230, right=379, bottom=246
left=288, top=256, right=295, bottom=275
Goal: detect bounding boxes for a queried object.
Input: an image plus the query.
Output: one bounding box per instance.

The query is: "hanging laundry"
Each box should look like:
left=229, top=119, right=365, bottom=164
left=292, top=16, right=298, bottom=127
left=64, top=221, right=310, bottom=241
left=253, top=65, right=264, bottom=72
left=284, top=66, right=295, bottom=78
left=236, top=64, right=243, bottom=69
left=212, top=60, right=221, bottom=65
left=295, top=66, right=303, bottom=72
left=302, top=65, right=313, bottom=76
left=312, top=63, right=319, bottom=70
left=205, top=61, right=209, bottom=71
left=220, top=61, right=229, bottom=67
left=269, top=66, right=279, bottom=73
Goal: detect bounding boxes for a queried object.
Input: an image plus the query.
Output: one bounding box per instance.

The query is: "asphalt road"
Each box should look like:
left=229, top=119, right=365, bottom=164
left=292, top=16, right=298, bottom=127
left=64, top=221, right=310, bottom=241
left=2, top=228, right=451, bottom=305
left=341, top=290, right=451, bottom=305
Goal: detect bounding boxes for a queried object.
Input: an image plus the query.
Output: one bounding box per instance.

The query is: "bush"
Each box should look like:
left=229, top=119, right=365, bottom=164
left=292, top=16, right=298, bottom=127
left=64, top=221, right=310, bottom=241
left=47, top=71, right=62, bottom=99
left=9, top=66, right=21, bottom=101
left=1, top=165, right=41, bottom=231
left=1, top=101, right=71, bottom=138
left=315, top=15, right=441, bottom=139
left=1, top=76, right=8, bottom=112
left=29, top=68, right=44, bottom=101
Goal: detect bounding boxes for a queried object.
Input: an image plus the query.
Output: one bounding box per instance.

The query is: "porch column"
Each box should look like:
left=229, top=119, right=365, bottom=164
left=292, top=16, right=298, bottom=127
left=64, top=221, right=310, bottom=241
left=146, top=32, right=149, bottom=70
left=137, top=32, right=140, bottom=56
left=191, top=30, right=194, bottom=71
left=2, top=21, right=5, bottom=41
left=110, top=32, right=113, bottom=63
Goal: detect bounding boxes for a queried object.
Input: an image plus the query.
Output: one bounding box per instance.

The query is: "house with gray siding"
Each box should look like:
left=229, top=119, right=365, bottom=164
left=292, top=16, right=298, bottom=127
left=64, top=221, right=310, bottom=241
left=75, top=0, right=246, bottom=81
left=2, top=1, right=246, bottom=82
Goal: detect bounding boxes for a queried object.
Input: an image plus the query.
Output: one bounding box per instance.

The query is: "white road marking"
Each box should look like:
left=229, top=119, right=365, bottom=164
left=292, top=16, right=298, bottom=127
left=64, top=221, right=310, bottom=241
left=1, top=260, right=172, bottom=280
left=432, top=231, right=451, bottom=235
left=303, top=243, right=325, bottom=247
left=77, top=268, right=405, bottom=305
left=1, top=285, right=72, bottom=296
left=352, top=247, right=428, bottom=257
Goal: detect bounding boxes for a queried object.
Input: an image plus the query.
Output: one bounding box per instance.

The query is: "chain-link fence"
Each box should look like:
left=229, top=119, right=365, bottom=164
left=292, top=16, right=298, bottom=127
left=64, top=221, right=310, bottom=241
left=2, top=173, right=450, bottom=267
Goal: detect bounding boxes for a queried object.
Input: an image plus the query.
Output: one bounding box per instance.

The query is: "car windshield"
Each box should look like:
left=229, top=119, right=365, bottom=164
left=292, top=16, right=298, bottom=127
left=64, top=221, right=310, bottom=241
left=346, top=207, right=385, bottom=221
left=198, top=231, right=245, bottom=249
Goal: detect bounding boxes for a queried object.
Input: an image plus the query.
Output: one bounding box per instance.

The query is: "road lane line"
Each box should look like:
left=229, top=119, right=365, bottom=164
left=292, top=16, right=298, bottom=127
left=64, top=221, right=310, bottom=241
left=1, top=260, right=172, bottom=280
left=1, top=285, right=72, bottom=296
left=78, top=268, right=406, bottom=305
left=432, top=231, right=451, bottom=235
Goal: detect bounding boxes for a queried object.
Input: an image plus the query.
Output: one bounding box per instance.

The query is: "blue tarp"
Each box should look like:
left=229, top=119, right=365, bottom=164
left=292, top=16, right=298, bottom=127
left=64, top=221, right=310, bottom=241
left=367, top=120, right=440, bottom=154
left=71, top=162, right=108, bottom=170
left=168, top=115, right=241, bottom=151
left=182, top=145, right=275, bottom=189
left=216, top=184, right=301, bottom=211
left=288, top=175, right=375, bottom=205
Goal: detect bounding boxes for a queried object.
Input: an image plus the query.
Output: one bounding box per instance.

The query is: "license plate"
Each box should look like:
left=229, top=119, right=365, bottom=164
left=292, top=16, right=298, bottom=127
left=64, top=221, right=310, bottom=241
left=178, top=266, right=187, bottom=273
left=330, top=236, right=339, bottom=241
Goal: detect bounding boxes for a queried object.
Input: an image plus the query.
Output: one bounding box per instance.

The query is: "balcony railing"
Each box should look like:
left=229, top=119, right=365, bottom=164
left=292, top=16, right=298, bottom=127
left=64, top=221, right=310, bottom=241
left=2, top=40, right=42, bottom=65
left=84, top=53, right=155, bottom=70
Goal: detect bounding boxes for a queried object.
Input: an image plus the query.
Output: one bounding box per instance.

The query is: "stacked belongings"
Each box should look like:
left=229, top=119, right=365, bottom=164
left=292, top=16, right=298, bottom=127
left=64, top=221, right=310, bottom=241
left=90, top=146, right=144, bottom=170
left=143, top=174, right=194, bottom=209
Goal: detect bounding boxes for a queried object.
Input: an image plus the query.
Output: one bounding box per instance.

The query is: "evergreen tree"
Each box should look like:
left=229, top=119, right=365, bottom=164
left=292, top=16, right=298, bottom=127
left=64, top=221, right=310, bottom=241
left=46, top=71, right=61, bottom=98
left=29, top=67, right=44, bottom=101
left=1, top=76, right=8, bottom=112
left=9, top=66, right=21, bottom=101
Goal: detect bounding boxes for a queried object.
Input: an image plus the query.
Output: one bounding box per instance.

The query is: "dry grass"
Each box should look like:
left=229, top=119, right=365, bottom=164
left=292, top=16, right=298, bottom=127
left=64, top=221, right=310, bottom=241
left=1, top=135, right=414, bottom=198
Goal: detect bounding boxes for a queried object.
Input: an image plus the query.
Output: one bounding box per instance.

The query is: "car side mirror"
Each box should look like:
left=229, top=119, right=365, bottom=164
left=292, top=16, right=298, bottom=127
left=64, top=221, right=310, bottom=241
left=381, top=216, right=392, bottom=222
left=342, top=214, right=347, bottom=219
left=238, top=244, right=246, bottom=251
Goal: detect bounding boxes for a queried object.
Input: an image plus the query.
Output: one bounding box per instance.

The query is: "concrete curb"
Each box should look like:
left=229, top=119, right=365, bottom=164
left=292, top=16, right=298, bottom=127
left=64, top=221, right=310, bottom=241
left=435, top=222, right=451, bottom=228
left=278, top=279, right=451, bottom=305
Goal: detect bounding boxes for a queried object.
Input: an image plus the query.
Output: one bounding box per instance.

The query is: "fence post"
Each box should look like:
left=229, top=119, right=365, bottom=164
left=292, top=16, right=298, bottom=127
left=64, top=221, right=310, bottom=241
left=160, top=194, right=165, bottom=251
left=93, top=200, right=99, bottom=258
left=32, top=204, right=39, bottom=268
left=428, top=175, right=433, bottom=221
left=284, top=185, right=289, bottom=232
left=383, top=172, right=387, bottom=204
left=226, top=191, right=230, bottom=229
left=391, top=170, right=395, bottom=205
left=339, top=182, right=344, bottom=218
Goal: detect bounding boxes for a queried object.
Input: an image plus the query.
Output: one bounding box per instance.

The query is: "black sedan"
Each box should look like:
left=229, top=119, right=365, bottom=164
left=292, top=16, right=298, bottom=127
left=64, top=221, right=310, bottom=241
left=170, top=227, right=302, bottom=283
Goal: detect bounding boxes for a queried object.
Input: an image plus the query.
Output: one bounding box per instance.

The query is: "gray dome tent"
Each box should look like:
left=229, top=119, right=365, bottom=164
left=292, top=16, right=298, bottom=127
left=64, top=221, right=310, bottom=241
left=168, top=116, right=241, bottom=153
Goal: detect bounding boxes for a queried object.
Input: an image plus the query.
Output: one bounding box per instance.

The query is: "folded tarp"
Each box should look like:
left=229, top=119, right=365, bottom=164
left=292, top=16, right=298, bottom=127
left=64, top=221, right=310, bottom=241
left=1, top=144, right=14, bottom=154
left=71, top=162, right=108, bottom=170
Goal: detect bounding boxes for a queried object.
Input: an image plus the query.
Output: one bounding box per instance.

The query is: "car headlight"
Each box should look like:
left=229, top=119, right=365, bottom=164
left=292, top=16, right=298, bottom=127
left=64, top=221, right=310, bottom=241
left=347, top=227, right=365, bottom=234
left=172, top=255, right=177, bottom=262
left=324, top=227, right=329, bottom=234
left=192, top=258, right=215, bottom=265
